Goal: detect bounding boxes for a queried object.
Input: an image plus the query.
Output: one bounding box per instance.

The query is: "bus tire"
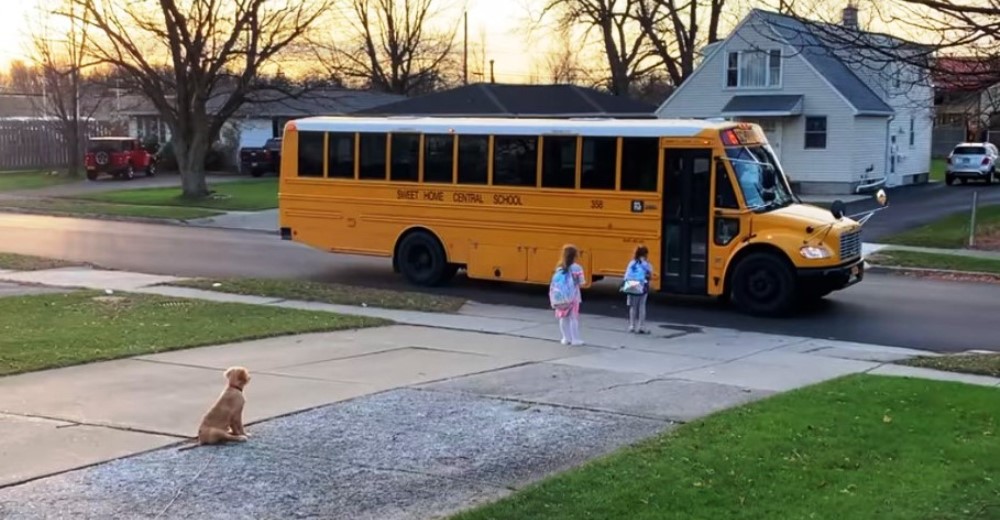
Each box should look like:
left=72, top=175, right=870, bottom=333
left=730, top=252, right=795, bottom=317
left=397, top=231, right=449, bottom=286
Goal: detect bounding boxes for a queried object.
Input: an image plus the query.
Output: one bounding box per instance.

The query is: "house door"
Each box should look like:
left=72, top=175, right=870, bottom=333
left=661, top=148, right=712, bottom=295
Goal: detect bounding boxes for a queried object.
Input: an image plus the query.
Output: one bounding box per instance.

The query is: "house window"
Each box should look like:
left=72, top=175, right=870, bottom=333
left=805, top=116, right=827, bottom=149
left=726, top=50, right=782, bottom=88
left=909, top=117, right=915, bottom=147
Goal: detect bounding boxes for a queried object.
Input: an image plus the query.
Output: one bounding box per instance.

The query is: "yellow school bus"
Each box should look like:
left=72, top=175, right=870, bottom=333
left=278, top=116, right=872, bottom=316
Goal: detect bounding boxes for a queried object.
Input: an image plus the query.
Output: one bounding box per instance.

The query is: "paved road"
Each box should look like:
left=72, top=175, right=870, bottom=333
left=845, top=181, right=1000, bottom=242
left=1, top=213, right=995, bottom=352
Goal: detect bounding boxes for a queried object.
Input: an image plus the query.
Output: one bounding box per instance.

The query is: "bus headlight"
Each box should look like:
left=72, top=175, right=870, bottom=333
left=799, top=245, right=832, bottom=259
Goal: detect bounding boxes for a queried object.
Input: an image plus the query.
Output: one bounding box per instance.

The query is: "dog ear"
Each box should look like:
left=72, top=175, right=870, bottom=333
left=224, top=367, right=236, bottom=379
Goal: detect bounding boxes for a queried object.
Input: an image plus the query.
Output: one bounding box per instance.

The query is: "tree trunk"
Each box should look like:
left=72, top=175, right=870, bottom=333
left=65, top=122, right=81, bottom=178
left=173, top=132, right=210, bottom=199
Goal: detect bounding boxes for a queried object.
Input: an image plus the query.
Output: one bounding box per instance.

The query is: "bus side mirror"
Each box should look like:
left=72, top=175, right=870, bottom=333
left=830, top=200, right=847, bottom=219
left=876, top=188, right=888, bottom=206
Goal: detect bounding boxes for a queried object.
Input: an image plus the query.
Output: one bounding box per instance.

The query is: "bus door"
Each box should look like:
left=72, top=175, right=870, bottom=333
left=661, top=148, right=712, bottom=295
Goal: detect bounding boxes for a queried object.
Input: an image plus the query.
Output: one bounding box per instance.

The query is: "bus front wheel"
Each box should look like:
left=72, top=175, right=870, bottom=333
left=730, top=253, right=795, bottom=317
left=397, top=231, right=450, bottom=286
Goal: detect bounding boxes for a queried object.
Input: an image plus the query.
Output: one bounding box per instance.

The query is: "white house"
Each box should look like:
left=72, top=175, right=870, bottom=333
left=657, top=7, right=934, bottom=195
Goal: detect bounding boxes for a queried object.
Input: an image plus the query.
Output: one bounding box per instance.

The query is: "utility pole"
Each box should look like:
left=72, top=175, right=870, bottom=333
left=489, top=59, right=495, bottom=84
left=463, top=11, right=468, bottom=85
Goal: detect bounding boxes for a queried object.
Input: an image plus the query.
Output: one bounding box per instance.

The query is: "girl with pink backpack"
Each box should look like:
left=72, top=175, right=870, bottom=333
left=549, top=244, right=585, bottom=346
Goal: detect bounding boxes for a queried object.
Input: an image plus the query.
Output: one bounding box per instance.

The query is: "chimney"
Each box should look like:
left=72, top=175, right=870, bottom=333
left=842, top=4, right=859, bottom=29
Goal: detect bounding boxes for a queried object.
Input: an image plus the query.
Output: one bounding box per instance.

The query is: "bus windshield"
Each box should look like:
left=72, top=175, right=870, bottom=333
left=725, top=145, right=795, bottom=212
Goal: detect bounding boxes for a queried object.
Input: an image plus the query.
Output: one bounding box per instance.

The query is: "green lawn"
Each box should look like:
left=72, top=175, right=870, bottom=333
left=0, top=170, right=77, bottom=192
left=931, top=158, right=947, bottom=182
left=901, top=353, right=1000, bottom=378
left=867, top=249, right=1000, bottom=275
left=0, top=253, right=81, bottom=271
left=77, top=178, right=278, bottom=211
left=883, top=204, right=1000, bottom=249
left=0, top=198, right=221, bottom=220
left=0, top=291, right=388, bottom=376
left=453, top=375, right=1000, bottom=520
left=170, top=277, right=467, bottom=313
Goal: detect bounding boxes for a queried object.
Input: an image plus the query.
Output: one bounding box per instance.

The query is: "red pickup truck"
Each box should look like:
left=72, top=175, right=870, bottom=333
left=84, top=137, right=157, bottom=181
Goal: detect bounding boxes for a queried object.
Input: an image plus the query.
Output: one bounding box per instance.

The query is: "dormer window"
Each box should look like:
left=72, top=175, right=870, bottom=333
left=726, top=50, right=782, bottom=88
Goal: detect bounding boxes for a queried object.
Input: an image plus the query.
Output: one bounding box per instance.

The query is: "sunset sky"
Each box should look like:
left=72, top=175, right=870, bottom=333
left=0, top=0, right=932, bottom=85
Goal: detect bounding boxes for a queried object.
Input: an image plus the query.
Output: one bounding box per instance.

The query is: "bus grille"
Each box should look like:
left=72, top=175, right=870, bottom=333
left=839, top=229, right=862, bottom=260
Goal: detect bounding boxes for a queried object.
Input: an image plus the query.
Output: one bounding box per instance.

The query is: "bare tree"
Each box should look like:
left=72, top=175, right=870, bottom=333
left=542, top=0, right=657, bottom=95
left=27, top=0, right=107, bottom=178
left=60, top=0, right=332, bottom=198
left=541, top=29, right=588, bottom=84
left=331, top=0, right=459, bottom=95
left=634, top=0, right=729, bottom=87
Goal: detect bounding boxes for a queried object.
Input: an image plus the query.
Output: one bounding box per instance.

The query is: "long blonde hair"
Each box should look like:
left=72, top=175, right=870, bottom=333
left=557, top=244, right=578, bottom=273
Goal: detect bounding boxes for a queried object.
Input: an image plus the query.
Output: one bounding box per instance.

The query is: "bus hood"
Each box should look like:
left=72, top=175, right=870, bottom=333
left=764, top=203, right=860, bottom=232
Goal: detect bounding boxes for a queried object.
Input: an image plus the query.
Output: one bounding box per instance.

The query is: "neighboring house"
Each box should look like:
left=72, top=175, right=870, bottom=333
left=121, top=88, right=404, bottom=150
left=657, top=7, right=935, bottom=195
left=356, top=83, right=658, bottom=118
left=932, top=57, right=1000, bottom=156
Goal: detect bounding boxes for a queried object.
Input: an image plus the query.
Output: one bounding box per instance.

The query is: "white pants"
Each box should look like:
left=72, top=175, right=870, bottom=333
left=558, top=316, right=582, bottom=344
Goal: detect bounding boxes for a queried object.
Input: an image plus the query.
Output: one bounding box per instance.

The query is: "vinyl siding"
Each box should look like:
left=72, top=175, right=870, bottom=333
left=658, top=14, right=871, bottom=186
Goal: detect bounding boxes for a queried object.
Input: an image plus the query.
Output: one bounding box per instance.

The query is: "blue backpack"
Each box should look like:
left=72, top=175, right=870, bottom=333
left=549, top=268, right=576, bottom=309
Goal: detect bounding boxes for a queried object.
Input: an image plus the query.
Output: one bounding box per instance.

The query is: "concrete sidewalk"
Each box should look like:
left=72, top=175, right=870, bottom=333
left=865, top=242, right=1000, bottom=260
left=1, top=266, right=998, bottom=518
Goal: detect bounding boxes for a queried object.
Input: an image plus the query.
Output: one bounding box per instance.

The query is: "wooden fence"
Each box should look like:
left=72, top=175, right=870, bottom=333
left=0, top=119, right=125, bottom=171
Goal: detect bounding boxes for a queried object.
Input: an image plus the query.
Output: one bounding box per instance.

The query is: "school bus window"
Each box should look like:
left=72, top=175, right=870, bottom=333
left=358, top=133, right=388, bottom=180
left=620, top=137, right=659, bottom=192
left=390, top=133, right=420, bottom=182
left=493, top=135, right=538, bottom=187
left=423, top=134, right=454, bottom=183
left=580, top=136, right=617, bottom=190
left=297, top=131, right=324, bottom=177
left=327, top=132, right=355, bottom=178
left=715, top=164, right=739, bottom=209
left=457, top=135, right=488, bottom=185
left=541, top=136, right=577, bottom=189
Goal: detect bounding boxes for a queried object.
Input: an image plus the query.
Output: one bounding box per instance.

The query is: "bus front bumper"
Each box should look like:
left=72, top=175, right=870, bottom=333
left=796, top=258, right=864, bottom=291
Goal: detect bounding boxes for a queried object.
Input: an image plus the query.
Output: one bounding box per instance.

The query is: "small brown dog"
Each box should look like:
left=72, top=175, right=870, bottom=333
left=179, top=366, right=251, bottom=450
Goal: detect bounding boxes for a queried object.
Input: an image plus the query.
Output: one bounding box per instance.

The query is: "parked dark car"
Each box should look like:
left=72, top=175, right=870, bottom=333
left=239, top=137, right=282, bottom=177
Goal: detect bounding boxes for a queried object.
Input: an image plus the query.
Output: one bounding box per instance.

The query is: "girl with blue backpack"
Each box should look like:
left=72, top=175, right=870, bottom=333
left=549, top=244, right=585, bottom=346
left=621, top=245, right=653, bottom=334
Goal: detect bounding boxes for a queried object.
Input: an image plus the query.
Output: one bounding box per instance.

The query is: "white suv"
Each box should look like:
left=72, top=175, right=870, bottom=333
left=946, top=142, right=999, bottom=185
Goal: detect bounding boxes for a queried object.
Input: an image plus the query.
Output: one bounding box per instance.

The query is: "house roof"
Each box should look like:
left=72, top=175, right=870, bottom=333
left=0, top=94, right=44, bottom=118
left=355, top=83, right=658, bottom=118
left=721, top=95, right=803, bottom=116
left=750, top=9, right=896, bottom=116
left=933, top=57, right=1000, bottom=92
left=120, top=88, right=403, bottom=118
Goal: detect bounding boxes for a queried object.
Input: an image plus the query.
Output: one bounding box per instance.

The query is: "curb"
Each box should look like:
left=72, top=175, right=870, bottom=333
left=865, top=263, right=1000, bottom=281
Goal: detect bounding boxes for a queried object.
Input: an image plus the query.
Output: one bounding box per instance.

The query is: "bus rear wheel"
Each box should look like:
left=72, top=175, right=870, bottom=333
left=730, top=253, right=795, bottom=317
left=397, top=231, right=451, bottom=286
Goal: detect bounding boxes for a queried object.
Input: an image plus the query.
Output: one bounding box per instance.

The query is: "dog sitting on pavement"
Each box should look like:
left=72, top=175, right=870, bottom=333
left=178, top=366, right=251, bottom=451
